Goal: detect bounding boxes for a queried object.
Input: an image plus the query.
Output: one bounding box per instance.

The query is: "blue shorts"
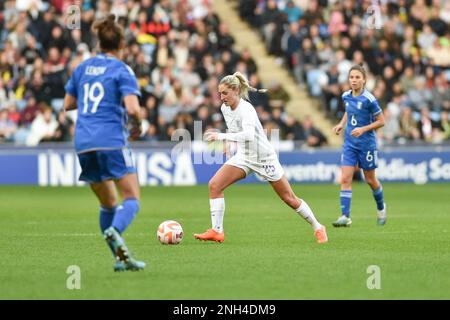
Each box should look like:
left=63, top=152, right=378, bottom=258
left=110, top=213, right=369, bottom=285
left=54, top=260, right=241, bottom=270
left=77, top=148, right=136, bottom=183
left=341, top=145, right=378, bottom=171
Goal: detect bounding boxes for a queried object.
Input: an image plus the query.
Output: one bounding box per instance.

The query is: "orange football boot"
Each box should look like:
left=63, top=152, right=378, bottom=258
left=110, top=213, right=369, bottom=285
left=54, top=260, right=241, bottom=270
left=314, top=225, right=328, bottom=244
left=194, top=229, right=224, bottom=243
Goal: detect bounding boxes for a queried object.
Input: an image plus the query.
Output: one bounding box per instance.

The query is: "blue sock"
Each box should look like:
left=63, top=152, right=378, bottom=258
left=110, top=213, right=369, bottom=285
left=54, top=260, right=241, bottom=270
left=112, top=198, right=140, bottom=234
left=100, top=206, right=116, bottom=233
left=340, top=190, right=352, bottom=217
left=372, top=186, right=385, bottom=210
left=100, top=206, right=117, bottom=256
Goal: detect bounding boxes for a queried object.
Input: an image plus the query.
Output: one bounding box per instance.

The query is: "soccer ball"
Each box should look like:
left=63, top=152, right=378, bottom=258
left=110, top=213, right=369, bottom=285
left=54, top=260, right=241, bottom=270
left=157, top=220, right=183, bottom=245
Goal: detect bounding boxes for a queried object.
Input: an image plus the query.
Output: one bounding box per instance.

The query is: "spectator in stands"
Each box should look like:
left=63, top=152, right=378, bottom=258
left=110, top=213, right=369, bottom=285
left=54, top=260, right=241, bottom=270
left=271, top=108, right=288, bottom=138
left=283, top=0, right=303, bottom=24
left=0, top=108, right=17, bottom=142
left=267, top=80, right=290, bottom=110
left=285, top=115, right=304, bottom=141
left=408, top=77, right=433, bottom=111
left=400, top=66, right=416, bottom=93
left=431, top=73, right=450, bottom=111
left=300, top=116, right=327, bottom=147
left=321, top=63, right=340, bottom=117
left=295, top=37, right=319, bottom=86
left=418, top=107, right=440, bottom=143
left=44, top=46, right=67, bottom=100
left=217, top=23, right=235, bottom=52
left=426, top=38, right=450, bottom=67
left=399, top=107, right=420, bottom=141
left=303, top=0, right=323, bottom=25
left=8, top=20, right=32, bottom=52
left=28, top=70, right=52, bottom=105
left=20, top=97, right=39, bottom=126
left=195, top=105, right=212, bottom=130
left=429, top=6, right=447, bottom=36
left=239, top=47, right=258, bottom=75
left=260, top=0, right=279, bottom=53
left=379, top=108, right=400, bottom=144
left=26, top=104, right=58, bottom=146
left=439, top=111, right=450, bottom=141
left=418, top=24, right=437, bottom=51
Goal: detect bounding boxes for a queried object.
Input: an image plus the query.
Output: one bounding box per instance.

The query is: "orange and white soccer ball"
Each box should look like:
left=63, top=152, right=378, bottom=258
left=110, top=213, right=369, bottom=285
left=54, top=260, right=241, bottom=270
left=157, top=220, right=183, bottom=245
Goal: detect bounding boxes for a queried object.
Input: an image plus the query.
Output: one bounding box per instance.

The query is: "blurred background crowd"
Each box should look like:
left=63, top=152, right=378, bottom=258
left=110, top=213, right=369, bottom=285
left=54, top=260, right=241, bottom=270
left=0, top=0, right=327, bottom=147
left=239, top=0, right=450, bottom=145
left=0, top=0, right=449, bottom=148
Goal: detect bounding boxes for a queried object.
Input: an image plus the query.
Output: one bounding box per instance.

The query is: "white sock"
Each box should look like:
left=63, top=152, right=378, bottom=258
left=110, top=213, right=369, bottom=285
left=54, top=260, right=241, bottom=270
left=296, top=199, right=322, bottom=231
left=210, top=198, right=225, bottom=233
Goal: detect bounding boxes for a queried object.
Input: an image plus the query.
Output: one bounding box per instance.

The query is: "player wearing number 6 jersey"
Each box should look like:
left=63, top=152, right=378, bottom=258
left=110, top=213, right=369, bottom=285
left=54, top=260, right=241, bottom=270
left=63, top=14, right=145, bottom=271
left=194, top=72, right=328, bottom=244
left=332, top=65, right=387, bottom=227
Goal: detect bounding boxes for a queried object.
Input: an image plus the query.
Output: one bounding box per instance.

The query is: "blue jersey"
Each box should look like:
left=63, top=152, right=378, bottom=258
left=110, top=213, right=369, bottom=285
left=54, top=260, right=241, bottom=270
left=65, top=53, right=141, bottom=153
left=342, top=89, right=382, bottom=150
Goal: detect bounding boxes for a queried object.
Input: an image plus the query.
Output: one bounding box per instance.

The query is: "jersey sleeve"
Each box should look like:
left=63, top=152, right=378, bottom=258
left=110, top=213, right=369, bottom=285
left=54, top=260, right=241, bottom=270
left=341, top=90, right=351, bottom=101
left=64, top=67, right=79, bottom=97
left=369, top=99, right=382, bottom=116
left=218, top=106, right=256, bottom=142
left=118, top=64, right=141, bottom=97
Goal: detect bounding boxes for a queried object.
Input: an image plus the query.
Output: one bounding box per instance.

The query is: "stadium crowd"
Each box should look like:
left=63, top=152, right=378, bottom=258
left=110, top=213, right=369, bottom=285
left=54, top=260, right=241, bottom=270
left=0, top=0, right=327, bottom=147
left=238, top=0, right=450, bottom=145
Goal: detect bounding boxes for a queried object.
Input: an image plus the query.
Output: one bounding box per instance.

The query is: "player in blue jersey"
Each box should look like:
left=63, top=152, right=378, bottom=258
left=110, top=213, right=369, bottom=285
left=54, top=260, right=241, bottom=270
left=63, top=14, right=145, bottom=271
left=332, top=65, right=387, bottom=227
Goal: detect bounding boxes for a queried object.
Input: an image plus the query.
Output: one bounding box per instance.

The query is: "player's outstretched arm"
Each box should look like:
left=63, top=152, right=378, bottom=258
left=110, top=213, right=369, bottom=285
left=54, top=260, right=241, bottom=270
left=204, top=124, right=255, bottom=143
left=63, top=94, right=77, bottom=111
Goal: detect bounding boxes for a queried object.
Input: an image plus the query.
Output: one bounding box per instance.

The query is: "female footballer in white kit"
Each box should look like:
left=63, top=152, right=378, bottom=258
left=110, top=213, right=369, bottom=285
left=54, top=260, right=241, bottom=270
left=194, top=72, right=328, bottom=244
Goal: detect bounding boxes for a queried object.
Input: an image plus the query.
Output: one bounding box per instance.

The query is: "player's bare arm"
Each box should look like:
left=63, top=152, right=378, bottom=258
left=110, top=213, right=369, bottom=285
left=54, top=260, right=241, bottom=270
left=334, top=112, right=347, bottom=135
left=63, top=94, right=77, bottom=111
left=124, top=94, right=142, bottom=139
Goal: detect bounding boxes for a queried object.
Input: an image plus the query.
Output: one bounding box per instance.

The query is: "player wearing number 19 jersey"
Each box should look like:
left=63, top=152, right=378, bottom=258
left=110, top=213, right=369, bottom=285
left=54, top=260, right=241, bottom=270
left=65, top=53, right=140, bottom=154
left=332, top=65, right=387, bottom=227
left=63, top=14, right=145, bottom=271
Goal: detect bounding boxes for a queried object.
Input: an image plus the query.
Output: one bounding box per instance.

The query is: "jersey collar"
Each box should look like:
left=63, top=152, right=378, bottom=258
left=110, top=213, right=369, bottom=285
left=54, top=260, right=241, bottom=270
left=97, top=53, right=117, bottom=60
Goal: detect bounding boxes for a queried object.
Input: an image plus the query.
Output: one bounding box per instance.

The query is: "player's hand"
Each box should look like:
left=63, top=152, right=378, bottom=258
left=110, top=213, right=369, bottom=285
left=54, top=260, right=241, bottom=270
left=204, top=131, right=219, bottom=142
left=128, top=117, right=142, bottom=141
left=351, top=127, right=365, bottom=138
left=129, top=125, right=142, bottom=140
left=333, top=124, right=343, bottom=135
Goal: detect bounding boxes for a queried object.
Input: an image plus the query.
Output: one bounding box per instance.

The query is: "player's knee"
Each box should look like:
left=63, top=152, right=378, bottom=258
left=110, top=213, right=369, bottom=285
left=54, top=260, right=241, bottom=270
left=366, top=178, right=378, bottom=188
left=102, top=195, right=118, bottom=208
left=208, top=179, right=222, bottom=194
left=341, top=176, right=353, bottom=187
left=120, top=184, right=140, bottom=201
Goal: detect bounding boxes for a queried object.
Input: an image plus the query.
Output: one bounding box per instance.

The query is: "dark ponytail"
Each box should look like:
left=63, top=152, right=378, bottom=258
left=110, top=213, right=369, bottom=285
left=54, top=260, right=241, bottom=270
left=92, top=14, right=124, bottom=52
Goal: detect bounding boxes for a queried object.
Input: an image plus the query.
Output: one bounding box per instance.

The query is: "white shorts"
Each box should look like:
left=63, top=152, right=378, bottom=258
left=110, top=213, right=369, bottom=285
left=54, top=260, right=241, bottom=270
left=225, top=155, right=284, bottom=182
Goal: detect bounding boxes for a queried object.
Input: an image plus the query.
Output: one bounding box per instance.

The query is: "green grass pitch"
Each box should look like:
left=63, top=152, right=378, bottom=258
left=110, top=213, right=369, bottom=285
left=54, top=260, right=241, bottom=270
left=1, top=183, right=449, bottom=299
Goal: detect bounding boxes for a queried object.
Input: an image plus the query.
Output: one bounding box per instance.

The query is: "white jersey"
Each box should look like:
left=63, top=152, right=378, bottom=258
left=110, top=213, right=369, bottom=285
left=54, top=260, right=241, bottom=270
left=218, top=98, right=277, bottom=163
